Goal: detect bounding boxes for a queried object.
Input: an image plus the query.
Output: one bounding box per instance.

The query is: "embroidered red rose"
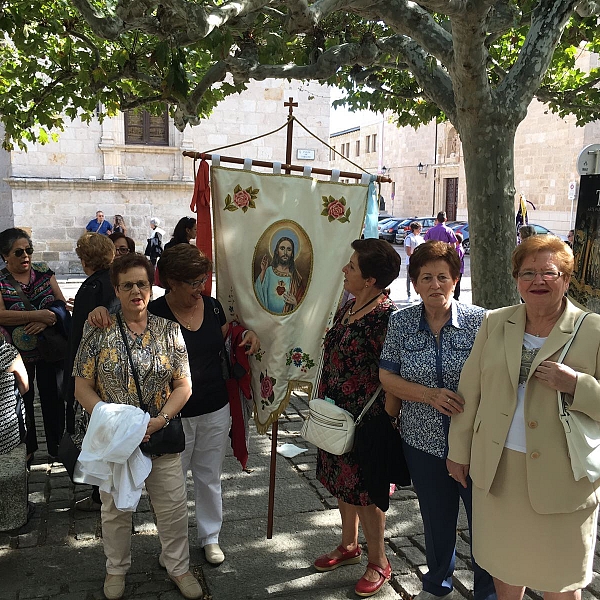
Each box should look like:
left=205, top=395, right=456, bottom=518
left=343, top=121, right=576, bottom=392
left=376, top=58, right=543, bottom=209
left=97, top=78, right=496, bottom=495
left=327, top=200, right=345, bottom=220
left=341, top=378, right=357, bottom=395
left=260, top=376, right=274, bottom=399
left=234, top=189, right=251, bottom=208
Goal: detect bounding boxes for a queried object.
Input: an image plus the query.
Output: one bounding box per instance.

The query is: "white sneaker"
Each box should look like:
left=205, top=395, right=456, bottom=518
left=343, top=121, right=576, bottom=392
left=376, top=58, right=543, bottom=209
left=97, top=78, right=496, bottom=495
left=204, top=543, right=225, bottom=565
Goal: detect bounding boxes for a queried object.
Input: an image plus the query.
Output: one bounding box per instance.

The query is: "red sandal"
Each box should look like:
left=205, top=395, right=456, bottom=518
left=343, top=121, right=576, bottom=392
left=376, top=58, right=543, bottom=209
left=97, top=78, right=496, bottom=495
left=314, top=544, right=362, bottom=572
left=354, top=561, right=392, bottom=597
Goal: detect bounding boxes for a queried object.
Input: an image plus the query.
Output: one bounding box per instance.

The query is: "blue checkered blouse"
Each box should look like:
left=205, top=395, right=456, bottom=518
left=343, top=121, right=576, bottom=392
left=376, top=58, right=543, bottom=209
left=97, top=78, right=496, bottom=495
left=380, top=301, right=485, bottom=458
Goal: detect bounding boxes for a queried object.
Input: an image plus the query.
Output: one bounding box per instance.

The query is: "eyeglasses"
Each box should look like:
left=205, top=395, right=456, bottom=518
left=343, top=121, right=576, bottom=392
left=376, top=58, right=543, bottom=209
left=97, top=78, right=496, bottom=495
left=117, top=280, right=150, bottom=292
left=184, top=276, right=208, bottom=289
left=518, top=271, right=562, bottom=281
left=115, top=247, right=130, bottom=255
left=13, top=247, right=34, bottom=257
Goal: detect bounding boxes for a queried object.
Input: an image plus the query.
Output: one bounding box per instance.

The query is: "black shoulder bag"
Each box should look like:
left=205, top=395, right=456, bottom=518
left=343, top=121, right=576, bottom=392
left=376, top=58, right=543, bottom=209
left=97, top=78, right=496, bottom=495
left=116, top=313, right=185, bottom=455
left=1, top=268, right=68, bottom=363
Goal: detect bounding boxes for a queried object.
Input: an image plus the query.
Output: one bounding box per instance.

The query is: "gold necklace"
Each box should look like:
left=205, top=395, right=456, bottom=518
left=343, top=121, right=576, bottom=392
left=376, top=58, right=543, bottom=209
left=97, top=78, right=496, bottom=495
left=343, top=292, right=383, bottom=324
left=168, top=298, right=198, bottom=330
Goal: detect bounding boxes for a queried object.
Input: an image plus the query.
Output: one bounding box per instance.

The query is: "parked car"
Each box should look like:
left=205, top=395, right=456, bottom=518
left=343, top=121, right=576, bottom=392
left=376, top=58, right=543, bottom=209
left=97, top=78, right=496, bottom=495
left=379, top=218, right=412, bottom=243
left=528, top=223, right=569, bottom=242
left=395, top=217, right=437, bottom=244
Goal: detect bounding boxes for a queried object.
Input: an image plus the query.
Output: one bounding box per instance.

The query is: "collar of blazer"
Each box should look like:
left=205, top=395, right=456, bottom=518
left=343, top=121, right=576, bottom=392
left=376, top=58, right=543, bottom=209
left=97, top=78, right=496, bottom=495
left=504, top=298, right=583, bottom=391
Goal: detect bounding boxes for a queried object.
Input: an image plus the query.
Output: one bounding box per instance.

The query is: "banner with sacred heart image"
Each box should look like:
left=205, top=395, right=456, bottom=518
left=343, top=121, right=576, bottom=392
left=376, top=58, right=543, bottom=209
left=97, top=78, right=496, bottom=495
left=211, top=166, right=369, bottom=433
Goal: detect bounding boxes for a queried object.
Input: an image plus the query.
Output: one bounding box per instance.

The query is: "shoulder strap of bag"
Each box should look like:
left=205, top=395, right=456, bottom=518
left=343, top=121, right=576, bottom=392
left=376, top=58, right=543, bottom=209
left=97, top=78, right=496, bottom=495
left=556, top=311, right=589, bottom=415
left=355, top=384, right=383, bottom=427
left=116, top=313, right=148, bottom=412
left=1, top=268, right=36, bottom=311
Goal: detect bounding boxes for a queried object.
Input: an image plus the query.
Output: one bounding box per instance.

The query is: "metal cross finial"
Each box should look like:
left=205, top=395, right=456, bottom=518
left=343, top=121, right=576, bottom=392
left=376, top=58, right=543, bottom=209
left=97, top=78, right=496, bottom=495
left=284, top=97, right=298, bottom=119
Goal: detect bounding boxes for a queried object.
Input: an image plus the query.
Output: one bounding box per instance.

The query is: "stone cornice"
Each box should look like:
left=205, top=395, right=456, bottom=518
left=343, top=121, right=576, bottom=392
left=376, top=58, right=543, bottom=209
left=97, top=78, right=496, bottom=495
left=5, top=177, right=194, bottom=190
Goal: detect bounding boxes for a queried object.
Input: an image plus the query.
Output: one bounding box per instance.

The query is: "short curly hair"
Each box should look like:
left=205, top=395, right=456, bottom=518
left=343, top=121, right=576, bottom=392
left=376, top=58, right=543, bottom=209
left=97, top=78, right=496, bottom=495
left=512, top=235, right=573, bottom=279
left=350, top=238, right=401, bottom=289
left=110, top=253, right=154, bottom=288
left=158, top=244, right=212, bottom=291
left=76, top=233, right=115, bottom=272
left=408, top=240, right=461, bottom=282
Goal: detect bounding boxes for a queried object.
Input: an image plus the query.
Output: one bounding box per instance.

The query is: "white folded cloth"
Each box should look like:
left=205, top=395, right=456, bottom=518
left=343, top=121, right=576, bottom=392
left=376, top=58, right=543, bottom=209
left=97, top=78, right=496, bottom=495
left=73, top=402, right=152, bottom=511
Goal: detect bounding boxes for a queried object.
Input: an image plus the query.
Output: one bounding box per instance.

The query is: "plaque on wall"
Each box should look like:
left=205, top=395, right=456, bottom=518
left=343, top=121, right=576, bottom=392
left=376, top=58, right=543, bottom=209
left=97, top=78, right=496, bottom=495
left=296, top=149, right=315, bottom=160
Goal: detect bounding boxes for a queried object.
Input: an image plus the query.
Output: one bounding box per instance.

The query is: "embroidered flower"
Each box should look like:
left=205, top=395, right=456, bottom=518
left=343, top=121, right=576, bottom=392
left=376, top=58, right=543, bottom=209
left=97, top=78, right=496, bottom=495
left=259, top=370, right=276, bottom=407
left=321, top=195, right=351, bottom=223
left=233, top=189, right=251, bottom=208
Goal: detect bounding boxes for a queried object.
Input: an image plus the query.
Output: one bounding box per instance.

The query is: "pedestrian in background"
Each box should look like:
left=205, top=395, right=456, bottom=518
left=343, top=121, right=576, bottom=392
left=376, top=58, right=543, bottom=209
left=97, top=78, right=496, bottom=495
left=85, top=211, right=112, bottom=236
left=453, top=232, right=465, bottom=301
left=164, top=217, right=197, bottom=252
left=424, top=212, right=457, bottom=245
left=518, top=225, right=536, bottom=242
left=145, top=218, right=165, bottom=266
left=405, top=222, right=425, bottom=302
left=112, top=215, right=126, bottom=235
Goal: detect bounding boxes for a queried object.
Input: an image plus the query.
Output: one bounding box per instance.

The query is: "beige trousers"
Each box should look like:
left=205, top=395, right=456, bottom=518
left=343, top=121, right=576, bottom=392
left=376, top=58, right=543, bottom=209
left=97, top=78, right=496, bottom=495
left=101, top=453, right=190, bottom=577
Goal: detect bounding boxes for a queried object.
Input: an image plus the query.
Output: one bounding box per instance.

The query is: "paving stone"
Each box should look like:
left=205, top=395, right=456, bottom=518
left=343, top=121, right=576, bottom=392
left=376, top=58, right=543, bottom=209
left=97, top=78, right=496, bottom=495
left=399, top=546, right=426, bottom=567
left=19, top=585, right=61, bottom=599
left=392, top=572, right=423, bottom=597
left=453, top=570, right=474, bottom=595
left=17, top=531, right=39, bottom=548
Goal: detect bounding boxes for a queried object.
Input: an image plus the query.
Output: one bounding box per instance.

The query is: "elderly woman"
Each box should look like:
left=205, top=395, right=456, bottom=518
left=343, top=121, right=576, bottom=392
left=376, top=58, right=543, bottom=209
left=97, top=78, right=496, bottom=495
left=164, top=217, right=197, bottom=252
left=379, top=241, right=495, bottom=600
left=0, top=228, right=68, bottom=463
left=73, top=253, right=201, bottom=600
left=448, top=236, right=600, bottom=598
left=65, top=233, right=119, bottom=510
left=88, top=244, right=260, bottom=566
left=314, top=238, right=400, bottom=598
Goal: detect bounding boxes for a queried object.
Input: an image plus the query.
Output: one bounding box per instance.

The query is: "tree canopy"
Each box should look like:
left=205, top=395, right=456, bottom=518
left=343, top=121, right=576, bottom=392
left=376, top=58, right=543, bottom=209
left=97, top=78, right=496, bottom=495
left=1, top=0, right=600, bottom=307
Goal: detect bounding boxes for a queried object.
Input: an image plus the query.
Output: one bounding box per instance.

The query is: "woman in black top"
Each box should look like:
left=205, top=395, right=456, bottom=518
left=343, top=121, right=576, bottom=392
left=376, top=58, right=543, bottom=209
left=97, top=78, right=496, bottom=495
left=164, top=217, right=196, bottom=252
left=151, top=244, right=258, bottom=565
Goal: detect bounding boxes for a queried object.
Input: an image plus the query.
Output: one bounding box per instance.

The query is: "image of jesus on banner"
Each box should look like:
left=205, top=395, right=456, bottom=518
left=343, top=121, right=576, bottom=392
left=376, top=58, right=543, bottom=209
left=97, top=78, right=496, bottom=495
left=253, top=222, right=312, bottom=315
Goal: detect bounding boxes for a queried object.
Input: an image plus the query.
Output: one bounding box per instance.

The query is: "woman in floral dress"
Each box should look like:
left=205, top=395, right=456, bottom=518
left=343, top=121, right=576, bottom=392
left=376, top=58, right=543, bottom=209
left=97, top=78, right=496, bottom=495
left=314, top=238, right=400, bottom=598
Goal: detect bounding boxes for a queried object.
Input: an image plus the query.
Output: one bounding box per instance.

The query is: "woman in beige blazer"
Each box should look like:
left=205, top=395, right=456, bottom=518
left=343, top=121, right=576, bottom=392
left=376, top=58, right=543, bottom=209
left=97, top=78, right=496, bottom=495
left=448, top=235, right=600, bottom=598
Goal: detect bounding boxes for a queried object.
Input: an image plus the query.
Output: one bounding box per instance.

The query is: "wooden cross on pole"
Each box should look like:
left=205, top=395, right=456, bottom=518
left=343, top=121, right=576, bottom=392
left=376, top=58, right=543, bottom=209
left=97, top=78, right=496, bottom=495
left=284, top=97, right=298, bottom=174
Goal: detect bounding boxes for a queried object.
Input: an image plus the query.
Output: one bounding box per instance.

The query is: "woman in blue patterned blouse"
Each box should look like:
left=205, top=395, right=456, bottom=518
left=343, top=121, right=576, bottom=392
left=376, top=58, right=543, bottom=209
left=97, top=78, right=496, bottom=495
left=379, top=241, right=496, bottom=600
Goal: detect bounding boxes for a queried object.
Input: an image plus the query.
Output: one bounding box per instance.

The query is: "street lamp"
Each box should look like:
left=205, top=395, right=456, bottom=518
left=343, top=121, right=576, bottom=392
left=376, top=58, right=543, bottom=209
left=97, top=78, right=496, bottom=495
left=417, top=162, right=425, bottom=174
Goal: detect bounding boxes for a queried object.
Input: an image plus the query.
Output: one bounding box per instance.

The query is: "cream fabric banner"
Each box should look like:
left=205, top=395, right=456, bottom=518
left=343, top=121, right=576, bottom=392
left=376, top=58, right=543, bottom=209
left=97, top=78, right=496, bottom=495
left=211, top=166, right=368, bottom=433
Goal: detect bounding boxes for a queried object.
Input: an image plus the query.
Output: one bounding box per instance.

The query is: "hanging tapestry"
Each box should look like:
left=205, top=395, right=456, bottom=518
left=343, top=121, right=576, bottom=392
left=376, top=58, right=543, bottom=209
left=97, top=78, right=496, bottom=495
left=211, top=166, right=368, bottom=433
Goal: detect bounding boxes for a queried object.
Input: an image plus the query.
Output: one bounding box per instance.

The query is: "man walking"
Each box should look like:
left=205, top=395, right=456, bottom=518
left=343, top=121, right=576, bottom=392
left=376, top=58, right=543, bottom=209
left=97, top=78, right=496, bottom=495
left=85, top=211, right=112, bottom=236
left=424, top=212, right=457, bottom=245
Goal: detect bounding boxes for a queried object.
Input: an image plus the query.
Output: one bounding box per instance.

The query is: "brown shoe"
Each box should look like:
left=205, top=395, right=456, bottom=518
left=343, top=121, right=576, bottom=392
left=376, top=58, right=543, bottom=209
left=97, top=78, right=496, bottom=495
left=170, top=572, right=203, bottom=599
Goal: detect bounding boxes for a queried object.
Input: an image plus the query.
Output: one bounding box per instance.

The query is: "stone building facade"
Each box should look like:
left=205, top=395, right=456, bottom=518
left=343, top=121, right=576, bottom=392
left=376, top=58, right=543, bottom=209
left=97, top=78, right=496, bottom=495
left=329, top=51, right=600, bottom=236
left=0, top=80, right=330, bottom=273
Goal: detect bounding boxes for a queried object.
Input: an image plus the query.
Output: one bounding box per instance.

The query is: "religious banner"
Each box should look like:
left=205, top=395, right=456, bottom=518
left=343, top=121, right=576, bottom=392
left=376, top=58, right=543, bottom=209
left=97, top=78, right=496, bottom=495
left=211, top=166, right=368, bottom=432
left=569, top=174, right=600, bottom=312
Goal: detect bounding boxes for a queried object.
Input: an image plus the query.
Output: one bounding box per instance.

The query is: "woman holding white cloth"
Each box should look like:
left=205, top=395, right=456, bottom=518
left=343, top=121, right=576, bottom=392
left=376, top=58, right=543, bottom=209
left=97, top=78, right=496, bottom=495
left=73, top=253, right=200, bottom=600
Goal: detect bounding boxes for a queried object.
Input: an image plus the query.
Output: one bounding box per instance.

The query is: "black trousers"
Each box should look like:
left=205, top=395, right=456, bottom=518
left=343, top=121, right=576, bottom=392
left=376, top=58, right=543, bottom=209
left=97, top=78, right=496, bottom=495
left=24, top=360, right=65, bottom=457
left=453, top=273, right=463, bottom=301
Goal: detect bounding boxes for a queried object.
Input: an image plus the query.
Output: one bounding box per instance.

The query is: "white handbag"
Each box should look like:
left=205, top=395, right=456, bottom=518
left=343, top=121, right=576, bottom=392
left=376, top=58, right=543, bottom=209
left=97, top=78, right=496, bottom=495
left=300, top=385, right=382, bottom=455
left=556, top=312, right=600, bottom=483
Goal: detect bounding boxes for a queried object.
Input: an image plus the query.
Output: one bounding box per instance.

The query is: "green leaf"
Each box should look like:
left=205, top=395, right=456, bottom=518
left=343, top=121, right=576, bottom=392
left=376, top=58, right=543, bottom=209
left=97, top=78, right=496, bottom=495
left=234, top=184, right=242, bottom=193
left=321, top=209, right=329, bottom=216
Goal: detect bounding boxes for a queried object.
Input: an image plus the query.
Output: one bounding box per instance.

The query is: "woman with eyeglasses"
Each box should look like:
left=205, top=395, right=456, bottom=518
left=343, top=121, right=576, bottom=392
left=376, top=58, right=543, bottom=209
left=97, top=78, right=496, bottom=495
left=153, top=244, right=259, bottom=565
left=379, top=241, right=495, bottom=600
left=0, top=228, right=69, bottom=465
left=448, top=236, right=600, bottom=598
left=109, top=232, right=135, bottom=256
left=88, top=244, right=260, bottom=566
left=74, top=253, right=202, bottom=600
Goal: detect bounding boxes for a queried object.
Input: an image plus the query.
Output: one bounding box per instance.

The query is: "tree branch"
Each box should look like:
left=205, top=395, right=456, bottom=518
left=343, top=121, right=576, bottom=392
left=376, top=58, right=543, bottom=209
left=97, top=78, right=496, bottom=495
left=575, top=0, right=600, bottom=16
left=69, top=0, right=125, bottom=40
left=497, top=0, right=580, bottom=111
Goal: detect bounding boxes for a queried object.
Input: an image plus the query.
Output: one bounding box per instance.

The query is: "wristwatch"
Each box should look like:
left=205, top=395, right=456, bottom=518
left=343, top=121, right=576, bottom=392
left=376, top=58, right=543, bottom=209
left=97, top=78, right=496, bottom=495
left=388, top=414, right=399, bottom=429
left=159, top=412, right=170, bottom=427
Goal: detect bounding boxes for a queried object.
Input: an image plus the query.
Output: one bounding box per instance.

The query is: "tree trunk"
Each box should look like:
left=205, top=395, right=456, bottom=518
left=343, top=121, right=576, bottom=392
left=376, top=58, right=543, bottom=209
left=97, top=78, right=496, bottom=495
left=460, top=119, right=521, bottom=309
